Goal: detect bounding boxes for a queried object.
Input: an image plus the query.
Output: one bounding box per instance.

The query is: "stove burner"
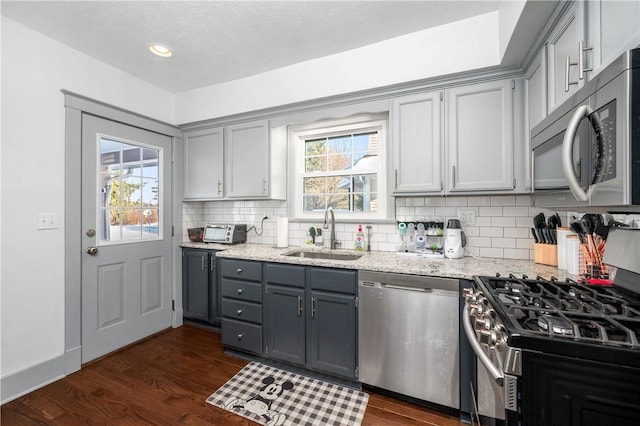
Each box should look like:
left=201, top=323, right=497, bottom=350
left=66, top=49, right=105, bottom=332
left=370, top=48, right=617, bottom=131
left=538, top=315, right=574, bottom=336
left=476, top=274, right=640, bottom=350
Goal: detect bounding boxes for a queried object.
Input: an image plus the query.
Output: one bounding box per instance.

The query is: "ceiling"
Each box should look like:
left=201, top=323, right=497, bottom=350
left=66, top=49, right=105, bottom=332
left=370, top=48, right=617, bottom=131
left=2, top=1, right=504, bottom=93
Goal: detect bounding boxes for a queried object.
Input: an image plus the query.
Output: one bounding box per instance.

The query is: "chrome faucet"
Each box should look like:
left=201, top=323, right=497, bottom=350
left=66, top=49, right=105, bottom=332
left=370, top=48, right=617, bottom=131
left=323, top=206, right=337, bottom=249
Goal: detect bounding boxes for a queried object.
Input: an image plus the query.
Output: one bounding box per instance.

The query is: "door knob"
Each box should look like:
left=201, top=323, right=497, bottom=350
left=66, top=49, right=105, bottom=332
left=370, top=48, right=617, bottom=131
left=86, top=246, right=98, bottom=255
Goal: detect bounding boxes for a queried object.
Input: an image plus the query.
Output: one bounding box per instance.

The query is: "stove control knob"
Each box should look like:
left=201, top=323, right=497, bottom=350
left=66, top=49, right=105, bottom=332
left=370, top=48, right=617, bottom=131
left=463, top=288, right=475, bottom=299
left=477, top=316, right=495, bottom=330
left=469, top=302, right=485, bottom=316
left=478, top=330, right=498, bottom=348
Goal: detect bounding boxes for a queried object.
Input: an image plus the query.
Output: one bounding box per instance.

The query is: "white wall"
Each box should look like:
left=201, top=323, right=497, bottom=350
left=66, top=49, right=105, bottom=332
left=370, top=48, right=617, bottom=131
left=0, top=17, right=174, bottom=379
left=174, top=12, right=501, bottom=124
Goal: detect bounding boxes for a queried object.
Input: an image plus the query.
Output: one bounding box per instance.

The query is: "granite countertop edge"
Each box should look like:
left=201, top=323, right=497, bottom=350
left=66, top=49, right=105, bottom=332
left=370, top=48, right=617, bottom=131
left=180, top=242, right=575, bottom=281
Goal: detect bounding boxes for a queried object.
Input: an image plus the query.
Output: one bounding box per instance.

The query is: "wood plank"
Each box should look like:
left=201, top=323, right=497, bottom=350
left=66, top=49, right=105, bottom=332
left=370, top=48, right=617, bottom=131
left=1, top=325, right=465, bottom=426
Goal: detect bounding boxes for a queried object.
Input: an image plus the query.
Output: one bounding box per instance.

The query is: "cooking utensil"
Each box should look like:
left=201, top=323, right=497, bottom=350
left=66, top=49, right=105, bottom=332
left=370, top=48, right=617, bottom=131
left=531, top=228, right=539, bottom=243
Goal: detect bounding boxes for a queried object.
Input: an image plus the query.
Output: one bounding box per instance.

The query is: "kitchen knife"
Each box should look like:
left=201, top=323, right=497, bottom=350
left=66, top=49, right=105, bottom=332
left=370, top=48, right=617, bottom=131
left=531, top=227, right=539, bottom=243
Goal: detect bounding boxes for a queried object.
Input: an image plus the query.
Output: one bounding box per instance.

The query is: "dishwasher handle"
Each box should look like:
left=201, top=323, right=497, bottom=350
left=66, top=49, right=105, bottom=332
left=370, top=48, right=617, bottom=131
left=463, top=303, right=504, bottom=387
left=382, top=283, right=433, bottom=292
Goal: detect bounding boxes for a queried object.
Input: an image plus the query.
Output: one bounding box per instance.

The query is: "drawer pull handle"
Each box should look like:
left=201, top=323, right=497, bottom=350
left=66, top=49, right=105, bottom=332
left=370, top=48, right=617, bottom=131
left=236, top=268, right=243, bottom=274
left=297, top=296, right=302, bottom=317
left=311, top=296, right=316, bottom=318
left=237, top=289, right=244, bottom=295
left=237, top=333, right=244, bottom=341
left=236, top=309, right=243, bottom=316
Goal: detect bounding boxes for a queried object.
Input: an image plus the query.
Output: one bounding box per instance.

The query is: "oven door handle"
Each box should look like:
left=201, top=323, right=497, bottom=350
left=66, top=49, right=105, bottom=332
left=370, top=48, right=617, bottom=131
left=463, top=303, right=504, bottom=387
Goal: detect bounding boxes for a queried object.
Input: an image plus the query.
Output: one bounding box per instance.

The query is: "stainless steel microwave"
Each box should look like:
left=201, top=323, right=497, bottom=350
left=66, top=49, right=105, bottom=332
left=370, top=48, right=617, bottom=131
left=531, top=47, right=640, bottom=212
left=202, top=224, right=247, bottom=244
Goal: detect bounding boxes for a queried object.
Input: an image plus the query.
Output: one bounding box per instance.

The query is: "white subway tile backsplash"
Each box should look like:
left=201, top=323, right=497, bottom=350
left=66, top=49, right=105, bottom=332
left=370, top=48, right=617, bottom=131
left=504, top=227, right=528, bottom=238
left=490, top=195, right=516, bottom=206
left=479, top=206, right=503, bottom=217
left=445, top=197, right=468, bottom=207
left=480, top=227, right=503, bottom=238
left=182, top=195, right=639, bottom=261
left=492, top=238, right=516, bottom=249
left=502, top=206, right=530, bottom=217
left=491, top=216, right=516, bottom=227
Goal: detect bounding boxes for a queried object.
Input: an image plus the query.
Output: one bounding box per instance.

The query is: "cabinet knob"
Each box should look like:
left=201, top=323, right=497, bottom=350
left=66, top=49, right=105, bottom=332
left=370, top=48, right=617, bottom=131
left=236, top=309, right=243, bottom=316
left=237, top=288, right=244, bottom=295
left=236, top=268, right=243, bottom=274
left=237, top=333, right=244, bottom=341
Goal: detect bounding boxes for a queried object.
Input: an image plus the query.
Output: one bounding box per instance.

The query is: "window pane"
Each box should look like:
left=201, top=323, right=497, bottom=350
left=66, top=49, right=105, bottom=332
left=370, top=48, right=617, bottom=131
left=305, top=156, right=326, bottom=173
left=327, top=153, right=351, bottom=171
left=305, top=139, right=326, bottom=156
left=142, top=178, right=159, bottom=205
left=98, top=137, right=161, bottom=243
left=304, top=177, right=326, bottom=194
left=327, top=194, right=350, bottom=210
left=327, top=135, right=351, bottom=154
left=328, top=175, right=350, bottom=193
left=303, top=194, right=326, bottom=212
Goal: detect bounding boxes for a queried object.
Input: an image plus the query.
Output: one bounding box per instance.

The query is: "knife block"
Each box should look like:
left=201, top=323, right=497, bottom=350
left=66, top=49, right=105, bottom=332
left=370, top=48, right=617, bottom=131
left=534, top=243, right=558, bottom=266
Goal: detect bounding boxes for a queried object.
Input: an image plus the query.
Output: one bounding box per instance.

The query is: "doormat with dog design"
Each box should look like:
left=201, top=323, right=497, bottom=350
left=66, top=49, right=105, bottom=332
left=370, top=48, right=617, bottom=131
left=206, top=361, right=369, bottom=426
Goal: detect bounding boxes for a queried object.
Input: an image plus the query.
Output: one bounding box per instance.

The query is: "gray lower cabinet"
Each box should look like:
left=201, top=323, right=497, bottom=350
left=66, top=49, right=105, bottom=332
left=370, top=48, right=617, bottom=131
left=182, top=248, right=219, bottom=324
left=220, top=258, right=263, bottom=355
left=265, top=263, right=358, bottom=380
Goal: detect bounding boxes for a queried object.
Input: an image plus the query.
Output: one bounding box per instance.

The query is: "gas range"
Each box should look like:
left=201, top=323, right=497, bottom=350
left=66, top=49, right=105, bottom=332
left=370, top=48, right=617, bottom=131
left=472, top=274, right=640, bottom=368
left=463, top=228, right=640, bottom=425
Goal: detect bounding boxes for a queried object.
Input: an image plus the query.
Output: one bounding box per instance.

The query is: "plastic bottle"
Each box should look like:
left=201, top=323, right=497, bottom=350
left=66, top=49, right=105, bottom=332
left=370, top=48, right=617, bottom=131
left=355, top=224, right=365, bottom=251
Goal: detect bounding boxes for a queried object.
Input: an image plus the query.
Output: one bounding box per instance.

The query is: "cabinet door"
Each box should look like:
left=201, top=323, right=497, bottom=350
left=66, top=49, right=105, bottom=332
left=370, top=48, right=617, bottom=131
left=183, top=127, right=224, bottom=200
left=586, top=0, right=640, bottom=76
left=265, top=285, right=306, bottom=366
left=391, top=92, right=443, bottom=194
left=307, top=290, right=357, bottom=379
left=525, top=47, right=547, bottom=191
left=182, top=249, right=210, bottom=322
left=225, top=120, right=270, bottom=198
left=210, top=255, right=221, bottom=324
left=447, top=79, right=514, bottom=192
left=547, top=2, right=585, bottom=112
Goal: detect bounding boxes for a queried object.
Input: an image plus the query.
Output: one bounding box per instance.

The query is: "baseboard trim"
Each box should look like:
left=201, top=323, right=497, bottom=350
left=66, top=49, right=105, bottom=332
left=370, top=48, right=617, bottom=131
left=65, top=345, right=82, bottom=375
left=1, top=354, right=66, bottom=404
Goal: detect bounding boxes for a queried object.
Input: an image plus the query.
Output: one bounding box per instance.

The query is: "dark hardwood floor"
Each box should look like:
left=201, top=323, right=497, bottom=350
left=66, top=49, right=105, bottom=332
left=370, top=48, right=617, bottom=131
left=1, top=325, right=463, bottom=425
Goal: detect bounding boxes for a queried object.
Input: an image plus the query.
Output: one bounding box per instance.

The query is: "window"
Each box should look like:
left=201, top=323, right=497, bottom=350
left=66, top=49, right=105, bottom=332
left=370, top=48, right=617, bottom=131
left=98, top=137, right=161, bottom=242
left=290, top=115, right=387, bottom=220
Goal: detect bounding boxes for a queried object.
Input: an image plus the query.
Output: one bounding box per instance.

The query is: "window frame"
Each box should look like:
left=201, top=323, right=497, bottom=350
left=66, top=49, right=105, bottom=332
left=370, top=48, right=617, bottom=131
left=288, top=114, right=389, bottom=221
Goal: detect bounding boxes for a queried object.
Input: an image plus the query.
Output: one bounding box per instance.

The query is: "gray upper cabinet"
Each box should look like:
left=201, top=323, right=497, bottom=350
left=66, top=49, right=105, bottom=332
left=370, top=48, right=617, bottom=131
left=546, top=1, right=584, bottom=113
left=447, top=79, right=516, bottom=192
left=183, top=127, right=224, bottom=200
left=585, top=0, right=640, bottom=77
left=225, top=120, right=271, bottom=198
left=545, top=0, right=639, bottom=114
left=524, top=47, right=547, bottom=191
left=391, top=91, right=443, bottom=194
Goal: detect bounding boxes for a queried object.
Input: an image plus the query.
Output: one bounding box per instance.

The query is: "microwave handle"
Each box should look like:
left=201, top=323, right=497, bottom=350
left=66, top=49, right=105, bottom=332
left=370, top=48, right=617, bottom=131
left=562, top=104, right=592, bottom=202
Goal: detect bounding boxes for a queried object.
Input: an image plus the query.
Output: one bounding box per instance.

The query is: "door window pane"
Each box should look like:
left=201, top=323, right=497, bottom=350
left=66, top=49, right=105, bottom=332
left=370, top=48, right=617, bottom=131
left=98, top=138, right=161, bottom=243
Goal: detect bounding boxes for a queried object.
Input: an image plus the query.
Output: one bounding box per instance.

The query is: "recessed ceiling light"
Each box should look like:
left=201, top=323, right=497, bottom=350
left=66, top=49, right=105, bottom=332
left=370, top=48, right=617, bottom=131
left=148, top=43, right=173, bottom=58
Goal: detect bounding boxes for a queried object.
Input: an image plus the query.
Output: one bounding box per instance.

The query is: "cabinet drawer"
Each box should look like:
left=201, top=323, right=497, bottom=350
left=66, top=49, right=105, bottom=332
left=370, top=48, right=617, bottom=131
left=222, top=299, right=262, bottom=324
left=220, top=259, right=262, bottom=282
left=308, top=268, right=357, bottom=294
left=222, top=318, right=263, bottom=354
left=265, top=263, right=305, bottom=288
left=221, top=278, right=262, bottom=302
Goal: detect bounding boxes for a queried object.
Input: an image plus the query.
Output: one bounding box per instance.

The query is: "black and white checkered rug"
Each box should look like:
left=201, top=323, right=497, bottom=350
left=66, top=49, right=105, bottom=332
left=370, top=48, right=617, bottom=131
left=206, top=361, right=369, bottom=426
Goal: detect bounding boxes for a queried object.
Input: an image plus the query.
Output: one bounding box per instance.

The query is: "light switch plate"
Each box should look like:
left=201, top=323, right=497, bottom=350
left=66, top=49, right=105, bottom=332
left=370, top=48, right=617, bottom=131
left=37, top=213, right=58, bottom=230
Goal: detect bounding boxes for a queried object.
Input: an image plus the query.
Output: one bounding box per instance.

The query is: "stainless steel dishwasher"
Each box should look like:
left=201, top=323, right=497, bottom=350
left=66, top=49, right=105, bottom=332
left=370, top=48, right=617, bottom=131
left=358, top=270, right=460, bottom=410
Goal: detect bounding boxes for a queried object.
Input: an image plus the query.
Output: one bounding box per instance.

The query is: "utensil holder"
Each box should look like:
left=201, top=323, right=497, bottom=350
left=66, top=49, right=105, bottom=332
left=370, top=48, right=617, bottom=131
left=534, top=243, right=558, bottom=266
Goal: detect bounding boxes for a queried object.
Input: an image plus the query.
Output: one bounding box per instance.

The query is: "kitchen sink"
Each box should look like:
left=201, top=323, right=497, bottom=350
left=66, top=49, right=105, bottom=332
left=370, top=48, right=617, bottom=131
left=282, top=250, right=363, bottom=261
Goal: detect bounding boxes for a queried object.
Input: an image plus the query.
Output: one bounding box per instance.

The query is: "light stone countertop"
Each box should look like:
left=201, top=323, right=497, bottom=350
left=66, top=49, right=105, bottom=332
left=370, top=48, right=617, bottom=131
left=180, top=242, right=575, bottom=281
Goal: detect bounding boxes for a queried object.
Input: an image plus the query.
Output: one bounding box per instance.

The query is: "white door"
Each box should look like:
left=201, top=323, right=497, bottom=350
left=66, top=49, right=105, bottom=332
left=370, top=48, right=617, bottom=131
left=81, top=114, right=173, bottom=363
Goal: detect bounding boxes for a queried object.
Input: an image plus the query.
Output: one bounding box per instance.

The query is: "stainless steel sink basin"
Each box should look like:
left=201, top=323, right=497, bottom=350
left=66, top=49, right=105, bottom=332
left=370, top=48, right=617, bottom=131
left=283, top=251, right=363, bottom=261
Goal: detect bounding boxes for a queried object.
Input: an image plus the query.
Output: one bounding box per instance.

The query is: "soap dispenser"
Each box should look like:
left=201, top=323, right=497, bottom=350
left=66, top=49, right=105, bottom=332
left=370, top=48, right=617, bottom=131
left=355, top=224, right=365, bottom=251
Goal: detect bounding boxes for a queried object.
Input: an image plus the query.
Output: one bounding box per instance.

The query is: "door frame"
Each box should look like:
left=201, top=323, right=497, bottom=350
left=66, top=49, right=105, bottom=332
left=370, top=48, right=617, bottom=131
left=63, top=91, right=183, bottom=375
